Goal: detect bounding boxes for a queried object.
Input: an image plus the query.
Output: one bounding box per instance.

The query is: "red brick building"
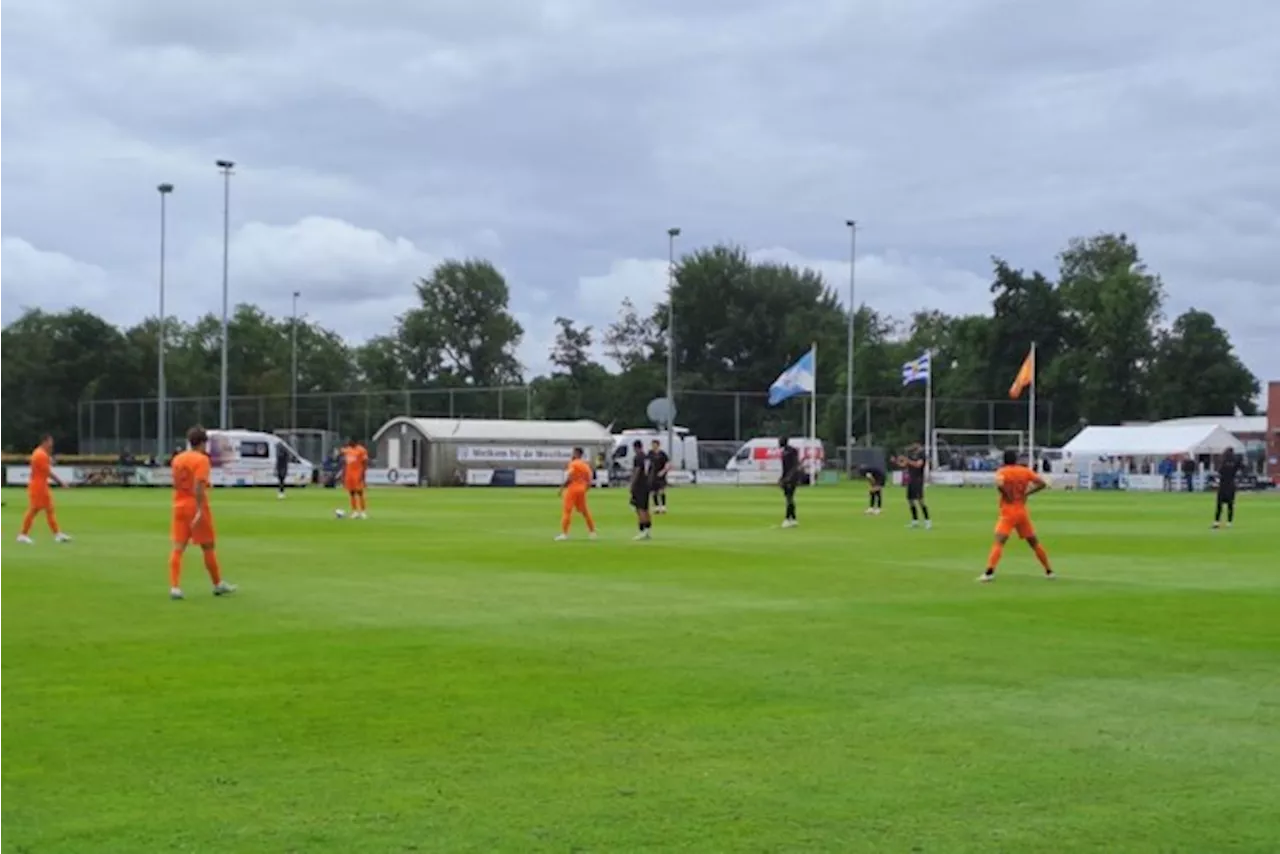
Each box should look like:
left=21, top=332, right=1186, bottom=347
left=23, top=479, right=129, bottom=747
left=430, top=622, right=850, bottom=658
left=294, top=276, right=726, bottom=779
left=1268, top=382, right=1280, bottom=485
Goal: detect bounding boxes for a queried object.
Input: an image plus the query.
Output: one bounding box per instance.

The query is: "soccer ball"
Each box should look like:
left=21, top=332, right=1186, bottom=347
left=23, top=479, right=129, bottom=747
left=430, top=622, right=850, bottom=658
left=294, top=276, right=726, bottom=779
left=334, top=509, right=346, bottom=519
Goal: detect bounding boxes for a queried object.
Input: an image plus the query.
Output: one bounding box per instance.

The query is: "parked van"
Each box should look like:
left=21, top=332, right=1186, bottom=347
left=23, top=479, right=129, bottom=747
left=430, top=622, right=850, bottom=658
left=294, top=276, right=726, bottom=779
left=609, top=426, right=699, bottom=480
left=725, top=437, right=824, bottom=476
left=208, top=429, right=314, bottom=487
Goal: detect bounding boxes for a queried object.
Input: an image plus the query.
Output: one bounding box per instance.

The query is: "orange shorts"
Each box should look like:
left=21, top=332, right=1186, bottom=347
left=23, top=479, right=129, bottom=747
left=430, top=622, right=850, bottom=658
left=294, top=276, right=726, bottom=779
left=27, top=489, right=53, bottom=511
left=563, top=490, right=588, bottom=512
left=995, top=509, right=1035, bottom=539
left=345, top=479, right=365, bottom=493
left=172, top=506, right=216, bottom=546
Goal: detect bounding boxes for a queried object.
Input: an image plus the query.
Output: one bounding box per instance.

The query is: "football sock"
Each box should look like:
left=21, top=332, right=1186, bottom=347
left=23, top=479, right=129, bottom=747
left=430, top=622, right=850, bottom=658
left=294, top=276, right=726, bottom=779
left=583, top=510, right=596, bottom=532
left=202, top=550, right=222, bottom=585
left=20, top=508, right=36, bottom=535
left=169, top=550, right=183, bottom=588
left=986, top=542, right=1004, bottom=570
left=920, top=504, right=930, bottom=521
left=1032, top=543, right=1051, bottom=572
left=910, top=505, right=919, bottom=521
left=561, top=510, right=572, bottom=534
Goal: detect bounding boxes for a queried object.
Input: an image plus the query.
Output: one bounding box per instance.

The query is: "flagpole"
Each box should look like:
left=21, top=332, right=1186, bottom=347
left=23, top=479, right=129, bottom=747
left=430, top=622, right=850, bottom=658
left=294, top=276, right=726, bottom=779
left=925, top=350, right=934, bottom=472
left=1028, top=342, right=1037, bottom=466
left=810, top=342, right=818, bottom=487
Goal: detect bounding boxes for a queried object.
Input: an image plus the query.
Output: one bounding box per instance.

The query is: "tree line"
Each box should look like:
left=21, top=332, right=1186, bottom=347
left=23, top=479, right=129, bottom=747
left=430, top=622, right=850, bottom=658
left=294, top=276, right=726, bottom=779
left=0, top=232, right=1260, bottom=453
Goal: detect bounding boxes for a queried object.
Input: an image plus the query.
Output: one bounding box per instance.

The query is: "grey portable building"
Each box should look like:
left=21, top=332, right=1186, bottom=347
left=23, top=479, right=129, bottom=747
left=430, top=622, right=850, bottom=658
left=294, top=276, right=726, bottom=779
left=370, top=417, right=615, bottom=486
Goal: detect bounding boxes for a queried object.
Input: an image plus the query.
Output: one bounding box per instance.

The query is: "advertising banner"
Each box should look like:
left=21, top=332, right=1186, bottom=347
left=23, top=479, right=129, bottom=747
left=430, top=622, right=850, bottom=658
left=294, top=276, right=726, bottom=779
left=456, top=446, right=576, bottom=464
left=364, top=467, right=421, bottom=486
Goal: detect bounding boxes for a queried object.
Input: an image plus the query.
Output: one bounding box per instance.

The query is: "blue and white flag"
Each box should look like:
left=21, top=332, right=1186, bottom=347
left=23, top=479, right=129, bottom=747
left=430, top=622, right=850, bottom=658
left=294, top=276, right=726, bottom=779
left=768, top=347, right=816, bottom=406
left=901, top=352, right=931, bottom=386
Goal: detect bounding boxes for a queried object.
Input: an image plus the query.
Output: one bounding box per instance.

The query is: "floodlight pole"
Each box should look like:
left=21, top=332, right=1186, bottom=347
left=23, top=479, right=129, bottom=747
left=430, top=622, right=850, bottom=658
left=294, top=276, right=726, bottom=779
left=666, top=226, right=680, bottom=463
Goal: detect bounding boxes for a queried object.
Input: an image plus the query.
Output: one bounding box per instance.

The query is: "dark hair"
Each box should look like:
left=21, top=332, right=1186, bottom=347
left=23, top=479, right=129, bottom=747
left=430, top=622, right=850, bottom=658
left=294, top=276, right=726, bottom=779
left=188, top=426, right=209, bottom=448
left=778, top=436, right=788, bottom=447
left=572, top=446, right=584, bottom=457
left=1003, top=448, right=1019, bottom=465
left=40, top=433, right=53, bottom=444
left=632, top=439, right=644, bottom=450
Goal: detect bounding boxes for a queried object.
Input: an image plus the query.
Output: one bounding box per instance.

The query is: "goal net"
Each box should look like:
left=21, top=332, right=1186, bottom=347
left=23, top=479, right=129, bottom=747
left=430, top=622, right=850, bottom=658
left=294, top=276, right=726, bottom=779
left=930, top=428, right=1026, bottom=472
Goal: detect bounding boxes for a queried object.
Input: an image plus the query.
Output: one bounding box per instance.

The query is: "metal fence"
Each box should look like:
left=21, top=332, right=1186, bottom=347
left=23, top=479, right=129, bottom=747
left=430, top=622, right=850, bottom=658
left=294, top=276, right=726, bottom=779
left=77, top=387, right=1054, bottom=456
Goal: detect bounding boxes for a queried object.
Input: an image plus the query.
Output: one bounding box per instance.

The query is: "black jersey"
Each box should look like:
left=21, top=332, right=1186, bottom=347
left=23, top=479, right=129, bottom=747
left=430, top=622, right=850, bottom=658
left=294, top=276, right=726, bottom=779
left=630, top=451, right=650, bottom=490
left=903, top=449, right=926, bottom=485
left=649, top=450, right=670, bottom=485
left=865, top=467, right=886, bottom=487
left=1217, top=458, right=1239, bottom=493
left=780, top=445, right=801, bottom=486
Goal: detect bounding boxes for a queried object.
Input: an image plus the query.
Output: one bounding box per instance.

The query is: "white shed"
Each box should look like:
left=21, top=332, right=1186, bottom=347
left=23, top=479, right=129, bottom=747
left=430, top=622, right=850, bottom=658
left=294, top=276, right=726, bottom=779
left=1063, top=424, right=1246, bottom=458
left=370, top=417, right=614, bottom=486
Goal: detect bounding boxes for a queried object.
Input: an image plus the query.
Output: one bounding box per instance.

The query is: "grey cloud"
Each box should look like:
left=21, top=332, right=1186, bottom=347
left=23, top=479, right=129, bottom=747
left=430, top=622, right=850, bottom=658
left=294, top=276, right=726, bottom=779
left=2, top=0, right=1277, bottom=384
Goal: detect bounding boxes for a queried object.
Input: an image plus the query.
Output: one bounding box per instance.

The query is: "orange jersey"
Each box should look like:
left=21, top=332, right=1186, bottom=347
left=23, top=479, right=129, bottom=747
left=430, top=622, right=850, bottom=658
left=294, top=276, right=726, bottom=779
left=994, top=464, right=1041, bottom=513
left=172, top=450, right=212, bottom=510
left=29, top=447, right=52, bottom=491
left=342, top=446, right=368, bottom=480
left=565, top=459, right=593, bottom=491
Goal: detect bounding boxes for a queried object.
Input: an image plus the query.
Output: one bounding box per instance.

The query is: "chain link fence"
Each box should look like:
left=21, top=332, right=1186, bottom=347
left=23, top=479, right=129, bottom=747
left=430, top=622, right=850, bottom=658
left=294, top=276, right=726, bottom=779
left=77, top=387, right=1054, bottom=457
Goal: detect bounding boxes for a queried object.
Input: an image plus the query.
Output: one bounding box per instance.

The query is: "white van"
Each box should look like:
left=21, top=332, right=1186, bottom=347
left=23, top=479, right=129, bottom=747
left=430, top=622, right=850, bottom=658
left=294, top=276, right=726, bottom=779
left=610, top=427, right=699, bottom=476
left=207, top=429, right=314, bottom=487
left=726, top=437, right=824, bottom=476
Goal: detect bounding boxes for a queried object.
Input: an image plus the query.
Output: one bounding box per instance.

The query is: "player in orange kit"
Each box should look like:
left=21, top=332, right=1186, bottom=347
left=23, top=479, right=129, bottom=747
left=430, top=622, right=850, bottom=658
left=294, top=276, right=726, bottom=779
left=17, top=434, right=73, bottom=544
left=555, top=447, right=597, bottom=541
left=169, top=426, right=237, bottom=600
left=980, top=448, right=1056, bottom=582
left=341, top=437, right=370, bottom=519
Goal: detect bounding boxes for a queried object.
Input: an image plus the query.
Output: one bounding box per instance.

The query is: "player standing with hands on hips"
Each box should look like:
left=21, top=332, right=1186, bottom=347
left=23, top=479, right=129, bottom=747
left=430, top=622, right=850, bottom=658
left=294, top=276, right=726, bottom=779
left=779, top=437, right=801, bottom=528
left=1212, top=447, right=1240, bottom=529
left=896, top=442, right=931, bottom=529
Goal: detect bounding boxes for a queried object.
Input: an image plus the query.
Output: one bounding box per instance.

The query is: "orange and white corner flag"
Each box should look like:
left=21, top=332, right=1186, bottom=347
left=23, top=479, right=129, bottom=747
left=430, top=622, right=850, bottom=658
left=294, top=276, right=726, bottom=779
left=1009, top=349, right=1034, bottom=399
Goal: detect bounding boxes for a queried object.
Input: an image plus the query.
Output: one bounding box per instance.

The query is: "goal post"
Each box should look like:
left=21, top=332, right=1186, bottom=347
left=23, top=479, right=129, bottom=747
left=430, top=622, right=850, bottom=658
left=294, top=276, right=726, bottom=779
left=930, top=428, right=1026, bottom=470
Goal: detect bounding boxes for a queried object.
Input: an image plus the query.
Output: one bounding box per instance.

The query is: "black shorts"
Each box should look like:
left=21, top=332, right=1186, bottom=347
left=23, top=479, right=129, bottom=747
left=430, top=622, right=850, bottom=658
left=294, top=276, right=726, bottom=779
left=906, top=481, right=925, bottom=501
left=1217, top=490, right=1236, bottom=504
left=630, top=488, right=650, bottom=510
left=652, top=477, right=668, bottom=491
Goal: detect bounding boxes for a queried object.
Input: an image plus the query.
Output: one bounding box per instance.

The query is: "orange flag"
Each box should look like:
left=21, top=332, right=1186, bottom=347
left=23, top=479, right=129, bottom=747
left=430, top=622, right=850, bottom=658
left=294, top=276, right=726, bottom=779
left=1009, top=350, right=1034, bottom=399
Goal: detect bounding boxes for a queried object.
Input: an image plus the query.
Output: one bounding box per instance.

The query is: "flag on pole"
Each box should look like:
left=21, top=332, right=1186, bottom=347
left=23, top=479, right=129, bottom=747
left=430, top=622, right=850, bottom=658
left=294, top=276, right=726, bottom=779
left=901, top=352, right=931, bottom=386
left=768, top=347, right=816, bottom=406
left=1009, top=349, right=1034, bottom=398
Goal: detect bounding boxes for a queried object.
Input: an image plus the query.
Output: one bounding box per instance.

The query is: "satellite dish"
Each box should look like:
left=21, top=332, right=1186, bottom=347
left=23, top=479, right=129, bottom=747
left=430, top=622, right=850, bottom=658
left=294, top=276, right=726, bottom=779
left=646, top=397, right=677, bottom=427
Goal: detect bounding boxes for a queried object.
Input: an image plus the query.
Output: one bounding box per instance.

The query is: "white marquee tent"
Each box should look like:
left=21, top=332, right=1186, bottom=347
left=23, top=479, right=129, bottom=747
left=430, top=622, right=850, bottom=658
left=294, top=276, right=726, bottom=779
left=1063, top=424, right=1246, bottom=458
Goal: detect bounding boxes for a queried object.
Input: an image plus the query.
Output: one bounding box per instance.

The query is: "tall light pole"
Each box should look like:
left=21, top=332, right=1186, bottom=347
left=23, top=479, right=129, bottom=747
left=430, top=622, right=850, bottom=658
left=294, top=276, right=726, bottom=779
left=290, top=290, right=301, bottom=435
left=845, top=219, right=858, bottom=471
left=157, top=183, right=174, bottom=458
left=216, top=159, right=235, bottom=429
left=666, top=227, right=680, bottom=460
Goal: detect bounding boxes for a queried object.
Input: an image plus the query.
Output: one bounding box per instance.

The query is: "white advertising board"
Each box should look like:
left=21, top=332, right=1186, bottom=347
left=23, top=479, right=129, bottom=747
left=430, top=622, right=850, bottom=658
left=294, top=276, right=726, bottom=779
left=456, top=446, right=576, bottom=464
left=364, top=467, right=420, bottom=486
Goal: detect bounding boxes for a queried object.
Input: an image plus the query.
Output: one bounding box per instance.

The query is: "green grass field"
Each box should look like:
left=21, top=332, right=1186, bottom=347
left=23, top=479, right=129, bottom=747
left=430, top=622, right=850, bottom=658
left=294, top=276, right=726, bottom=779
left=2, top=484, right=1278, bottom=853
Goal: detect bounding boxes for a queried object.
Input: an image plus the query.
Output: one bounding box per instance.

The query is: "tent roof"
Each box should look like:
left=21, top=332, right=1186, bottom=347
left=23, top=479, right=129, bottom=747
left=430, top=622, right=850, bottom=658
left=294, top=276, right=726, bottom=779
left=372, top=416, right=613, bottom=444
left=1063, top=424, right=1246, bottom=457
left=1150, top=415, right=1267, bottom=434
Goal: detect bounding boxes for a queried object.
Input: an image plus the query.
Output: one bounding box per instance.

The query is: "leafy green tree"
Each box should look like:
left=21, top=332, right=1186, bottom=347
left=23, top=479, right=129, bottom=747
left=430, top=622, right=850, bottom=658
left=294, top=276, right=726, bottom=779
left=1057, top=233, right=1165, bottom=425
left=1148, top=309, right=1259, bottom=418
left=399, top=260, right=524, bottom=388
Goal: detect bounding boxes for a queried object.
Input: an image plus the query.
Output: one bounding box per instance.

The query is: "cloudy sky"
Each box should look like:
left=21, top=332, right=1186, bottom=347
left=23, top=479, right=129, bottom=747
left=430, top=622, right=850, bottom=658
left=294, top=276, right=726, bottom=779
left=3, top=0, right=1278, bottom=386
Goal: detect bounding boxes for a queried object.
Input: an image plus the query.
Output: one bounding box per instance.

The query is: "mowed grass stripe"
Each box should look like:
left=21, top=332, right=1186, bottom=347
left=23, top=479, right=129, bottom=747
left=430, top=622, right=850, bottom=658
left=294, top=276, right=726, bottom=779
left=3, top=485, right=1278, bottom=853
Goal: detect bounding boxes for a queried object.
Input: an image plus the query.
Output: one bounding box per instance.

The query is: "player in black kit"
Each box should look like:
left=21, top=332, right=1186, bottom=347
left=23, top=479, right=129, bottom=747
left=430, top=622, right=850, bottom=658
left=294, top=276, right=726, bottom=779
left=862, top=465, right=885, bottom=515
left=648, top=440, right=672, bottom=514
left=629, top=439, right=653, bottom=540
left=275, top=444, right=290, bottom=499
left=779, top=437, right=801, bottom=528
left=1212, top=448, right=1240, bottom=529
left=895, top=442, right=931, bottom=529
